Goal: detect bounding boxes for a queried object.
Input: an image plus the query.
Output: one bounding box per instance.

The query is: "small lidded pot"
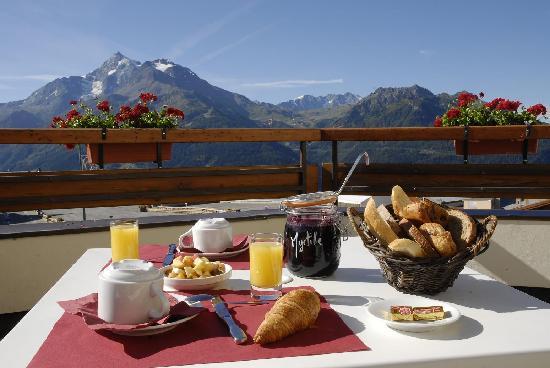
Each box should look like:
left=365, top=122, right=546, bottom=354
left=282, top=204, right=342, bottom=278
left=98, top=259, right=170, bottom=324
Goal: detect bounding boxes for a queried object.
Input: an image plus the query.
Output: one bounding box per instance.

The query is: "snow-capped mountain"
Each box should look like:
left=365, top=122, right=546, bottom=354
left=277, top=92, right=362, bottom=111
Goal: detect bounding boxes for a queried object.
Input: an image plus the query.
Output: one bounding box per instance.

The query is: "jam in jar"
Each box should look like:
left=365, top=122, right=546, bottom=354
left=283, top=204, right=341, bottom=278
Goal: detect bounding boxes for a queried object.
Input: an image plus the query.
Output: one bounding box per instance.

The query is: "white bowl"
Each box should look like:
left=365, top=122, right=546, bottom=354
left=160, top=263, right=232, bottom=291
left=366, top=295, right=461, bottom=333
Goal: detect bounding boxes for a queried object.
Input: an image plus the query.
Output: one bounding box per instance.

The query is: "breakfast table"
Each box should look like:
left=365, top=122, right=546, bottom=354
left=2, top=235, right=550, bottom=367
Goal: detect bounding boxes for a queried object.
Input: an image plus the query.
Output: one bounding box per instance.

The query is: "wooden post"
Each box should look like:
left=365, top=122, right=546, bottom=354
left=300, top=141, right=307, bottom=193
left=331, top=140, right=338, bottom=191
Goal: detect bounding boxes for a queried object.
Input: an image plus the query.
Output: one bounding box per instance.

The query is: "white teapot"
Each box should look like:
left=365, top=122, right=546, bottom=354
left=179, top=218, right=233, bottom=253
left=98, top=259, right=170, bottom=324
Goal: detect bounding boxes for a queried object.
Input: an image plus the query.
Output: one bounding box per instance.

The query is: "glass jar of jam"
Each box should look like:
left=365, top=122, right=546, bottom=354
left=283, top=204, right=342, bottom=278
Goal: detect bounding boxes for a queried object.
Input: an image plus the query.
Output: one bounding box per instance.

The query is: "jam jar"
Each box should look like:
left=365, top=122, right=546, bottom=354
left=283, top=204, right=342, bottom=278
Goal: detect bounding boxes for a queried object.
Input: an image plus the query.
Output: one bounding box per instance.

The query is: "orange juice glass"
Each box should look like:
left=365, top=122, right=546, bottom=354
left=110, top=219, right=139, bottom=262
left=249, top=233, right=283, bottom=300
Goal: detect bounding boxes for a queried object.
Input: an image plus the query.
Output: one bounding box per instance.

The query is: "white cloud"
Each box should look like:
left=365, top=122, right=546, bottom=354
left=0, top=74, right=60, bottom=81
left=168, top=2, right=257, bottom=60
left=242, top=79, right=344, bottom=88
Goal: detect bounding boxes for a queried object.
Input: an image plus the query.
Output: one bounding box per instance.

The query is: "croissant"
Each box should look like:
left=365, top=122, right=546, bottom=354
left=253, top=289, right=320, bottom=344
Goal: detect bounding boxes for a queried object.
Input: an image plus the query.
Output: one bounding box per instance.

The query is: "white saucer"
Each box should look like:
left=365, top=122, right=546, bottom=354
left=177, top=244, right=249, bottom=260
left=109, top=314, right=199, bottom=336
left=366, top=295, right=461, bottom=333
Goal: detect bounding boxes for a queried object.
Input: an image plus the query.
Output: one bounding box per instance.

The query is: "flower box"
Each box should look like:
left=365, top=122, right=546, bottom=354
left=86, top=143, right=172, bottom=164
left=454, top=139, right=538, bottom=155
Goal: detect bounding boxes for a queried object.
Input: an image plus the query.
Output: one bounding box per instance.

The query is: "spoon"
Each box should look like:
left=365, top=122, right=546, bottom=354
left=281, top=151, right=370, bottom=208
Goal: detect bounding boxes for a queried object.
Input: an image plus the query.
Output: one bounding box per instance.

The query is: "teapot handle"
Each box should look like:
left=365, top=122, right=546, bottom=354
left=148, top=282, right=170, bottom=320
left=178, top=227, right=194, bottom=249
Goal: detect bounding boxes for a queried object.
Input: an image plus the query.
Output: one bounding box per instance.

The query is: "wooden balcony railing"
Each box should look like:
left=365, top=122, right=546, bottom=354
left=1, top=126, right=550, bottom=212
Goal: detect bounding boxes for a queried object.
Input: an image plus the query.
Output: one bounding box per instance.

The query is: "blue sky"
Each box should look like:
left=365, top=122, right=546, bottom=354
left=0, top=0, right=549, bottom=106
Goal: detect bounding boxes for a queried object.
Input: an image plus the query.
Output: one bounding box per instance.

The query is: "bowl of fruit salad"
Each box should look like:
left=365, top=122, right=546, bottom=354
left=160, top=255, right=232, bottom=291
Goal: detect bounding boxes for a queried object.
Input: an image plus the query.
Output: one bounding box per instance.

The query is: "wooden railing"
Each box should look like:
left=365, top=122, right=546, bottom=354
left=1, top=126, right=550, bottom=211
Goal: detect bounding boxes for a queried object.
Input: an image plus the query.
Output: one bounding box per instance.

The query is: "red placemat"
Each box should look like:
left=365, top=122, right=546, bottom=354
left=28, top=288, right=368, bottom=368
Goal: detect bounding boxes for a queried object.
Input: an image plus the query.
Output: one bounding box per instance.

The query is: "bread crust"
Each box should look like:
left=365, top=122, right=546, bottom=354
left=377, top=204, right=404, bottom=237
left=388, top=238, right=427, bottom=258
left=447, top=209, right=477, bottom=250
left=419, top=223, right=457, bottom=257
left=398, top=218, right=439, bottom=257
left=400, top=202, right=432, bottom=223
left=364, top=198, right=398, bottom=245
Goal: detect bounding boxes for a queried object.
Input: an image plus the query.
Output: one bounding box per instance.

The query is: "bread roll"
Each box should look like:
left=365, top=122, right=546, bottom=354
left=391, top=185, right=412, bottom=217
left=377, top=204, right=404, bottom=237
left=422, top=199, right=449, bottom=226
left=254, top=289, right=320, bottom=344
left=400, top=201, right=432, bottom=223
left=419, top=223, right=457, bottom=257
left=398, top=219, right=439, bottom=257
left=364, top=198, right=398, bottom=245
left=388, top=238, right=427, bottom=258
left=447, top=209, right=477, bottom=250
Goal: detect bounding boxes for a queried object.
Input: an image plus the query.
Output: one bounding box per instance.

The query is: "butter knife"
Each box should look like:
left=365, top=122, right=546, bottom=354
left=162, top=243, right=177, bottom=266
left=211, top=296, right=247, bottom=344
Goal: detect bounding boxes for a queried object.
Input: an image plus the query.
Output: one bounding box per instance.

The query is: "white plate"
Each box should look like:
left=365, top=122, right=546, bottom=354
left=110, top=313, right=199, bottom=336
left=177, top=244, right=249, bottom=260
left=161, top=263, right=232, bottom=291
left=366, top=295, right=461, bottom=333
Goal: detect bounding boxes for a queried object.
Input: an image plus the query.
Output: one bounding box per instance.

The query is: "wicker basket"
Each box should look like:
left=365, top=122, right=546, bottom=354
left=347, top=206, right=498, bottom=295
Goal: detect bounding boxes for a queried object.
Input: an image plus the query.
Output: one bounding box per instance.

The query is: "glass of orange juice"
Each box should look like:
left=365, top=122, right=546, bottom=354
left=249, top=233, right=284, bottom=300
left=110, top=219, right=139, bottom=262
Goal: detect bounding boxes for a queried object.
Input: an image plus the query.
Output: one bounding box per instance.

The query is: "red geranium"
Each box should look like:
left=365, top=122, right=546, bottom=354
left=433, top=116, right=442, bottom=127
left=115, top=105, right=132, bottom=122
left=496, top=99, right=521, bottom=111
left=446, top=108, right=461, bottom=120
left=527, top=104, right=547, bottom=116
left=69, top=100, right=78, bottom=105
left=457, top=92, right=478, bottom=107
left=166, top=107, right=184, bottom=119
left=96, top=100, right=110, bottom=112
left=139, top=92, right=157, bottom=104
left=484, top=98, right=505, bottom=109
left=66, top=109, right=80, bottom=121
left=65, top=144, right=75, bottom=150
left=131, top=103, right=149, bottom=118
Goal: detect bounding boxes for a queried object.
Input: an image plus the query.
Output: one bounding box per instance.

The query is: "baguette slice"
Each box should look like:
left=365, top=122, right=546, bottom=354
left=399, top=201, right=432, bottom=223
left=391, top=185, right=412, bottom=217
left=364, top=198, right=398, bottom=245
left=447, top=209, right=477, bottom=251
left=398, top=218, right=439, bottom=258
left=388, top=238, right=427, bottom=258
left=419, top=223, right=457, bottom=257
left=377, top=204, right=404, bottom=237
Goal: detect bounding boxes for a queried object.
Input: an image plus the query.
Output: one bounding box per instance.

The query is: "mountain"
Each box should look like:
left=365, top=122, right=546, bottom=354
left=278, top=92, right=361, bottom=111
left=1, top=53, right=547, bottom=172
left=0, top=52, right=297, bottom=170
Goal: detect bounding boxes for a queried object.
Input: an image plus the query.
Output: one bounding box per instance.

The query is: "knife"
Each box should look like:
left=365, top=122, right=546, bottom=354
left=162, top=243, right=178, bottom=266
left=211, top=296, right=248, bottom=344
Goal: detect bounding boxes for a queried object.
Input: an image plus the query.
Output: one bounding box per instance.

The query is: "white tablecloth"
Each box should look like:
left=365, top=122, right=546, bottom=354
left=2, top=236, right=550, bottom=367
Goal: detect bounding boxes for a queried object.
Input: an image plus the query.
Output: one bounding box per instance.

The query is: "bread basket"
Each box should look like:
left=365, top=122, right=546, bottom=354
left=347, top=206, right=497, bottom=295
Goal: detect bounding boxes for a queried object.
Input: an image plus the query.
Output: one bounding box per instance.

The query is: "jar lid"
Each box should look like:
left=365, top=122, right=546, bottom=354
left=100, top=259, right=160, bottom=283
left=193, top=218, right=230, bottom=230
left=280, top=191, right=337, bottom=209
left=283, top=203, right=338, bottom=215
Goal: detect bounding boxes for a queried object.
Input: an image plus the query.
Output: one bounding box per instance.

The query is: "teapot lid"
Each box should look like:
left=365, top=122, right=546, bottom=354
left=101, top=259, right=161, bottom=283
left=194, top=218, right=230, bottom=230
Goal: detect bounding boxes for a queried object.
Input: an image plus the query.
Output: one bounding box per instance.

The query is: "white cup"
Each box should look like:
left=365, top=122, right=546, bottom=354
left=179, top=218, right=233, bottom=253
left=98, top=259, right=170, bottom=324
